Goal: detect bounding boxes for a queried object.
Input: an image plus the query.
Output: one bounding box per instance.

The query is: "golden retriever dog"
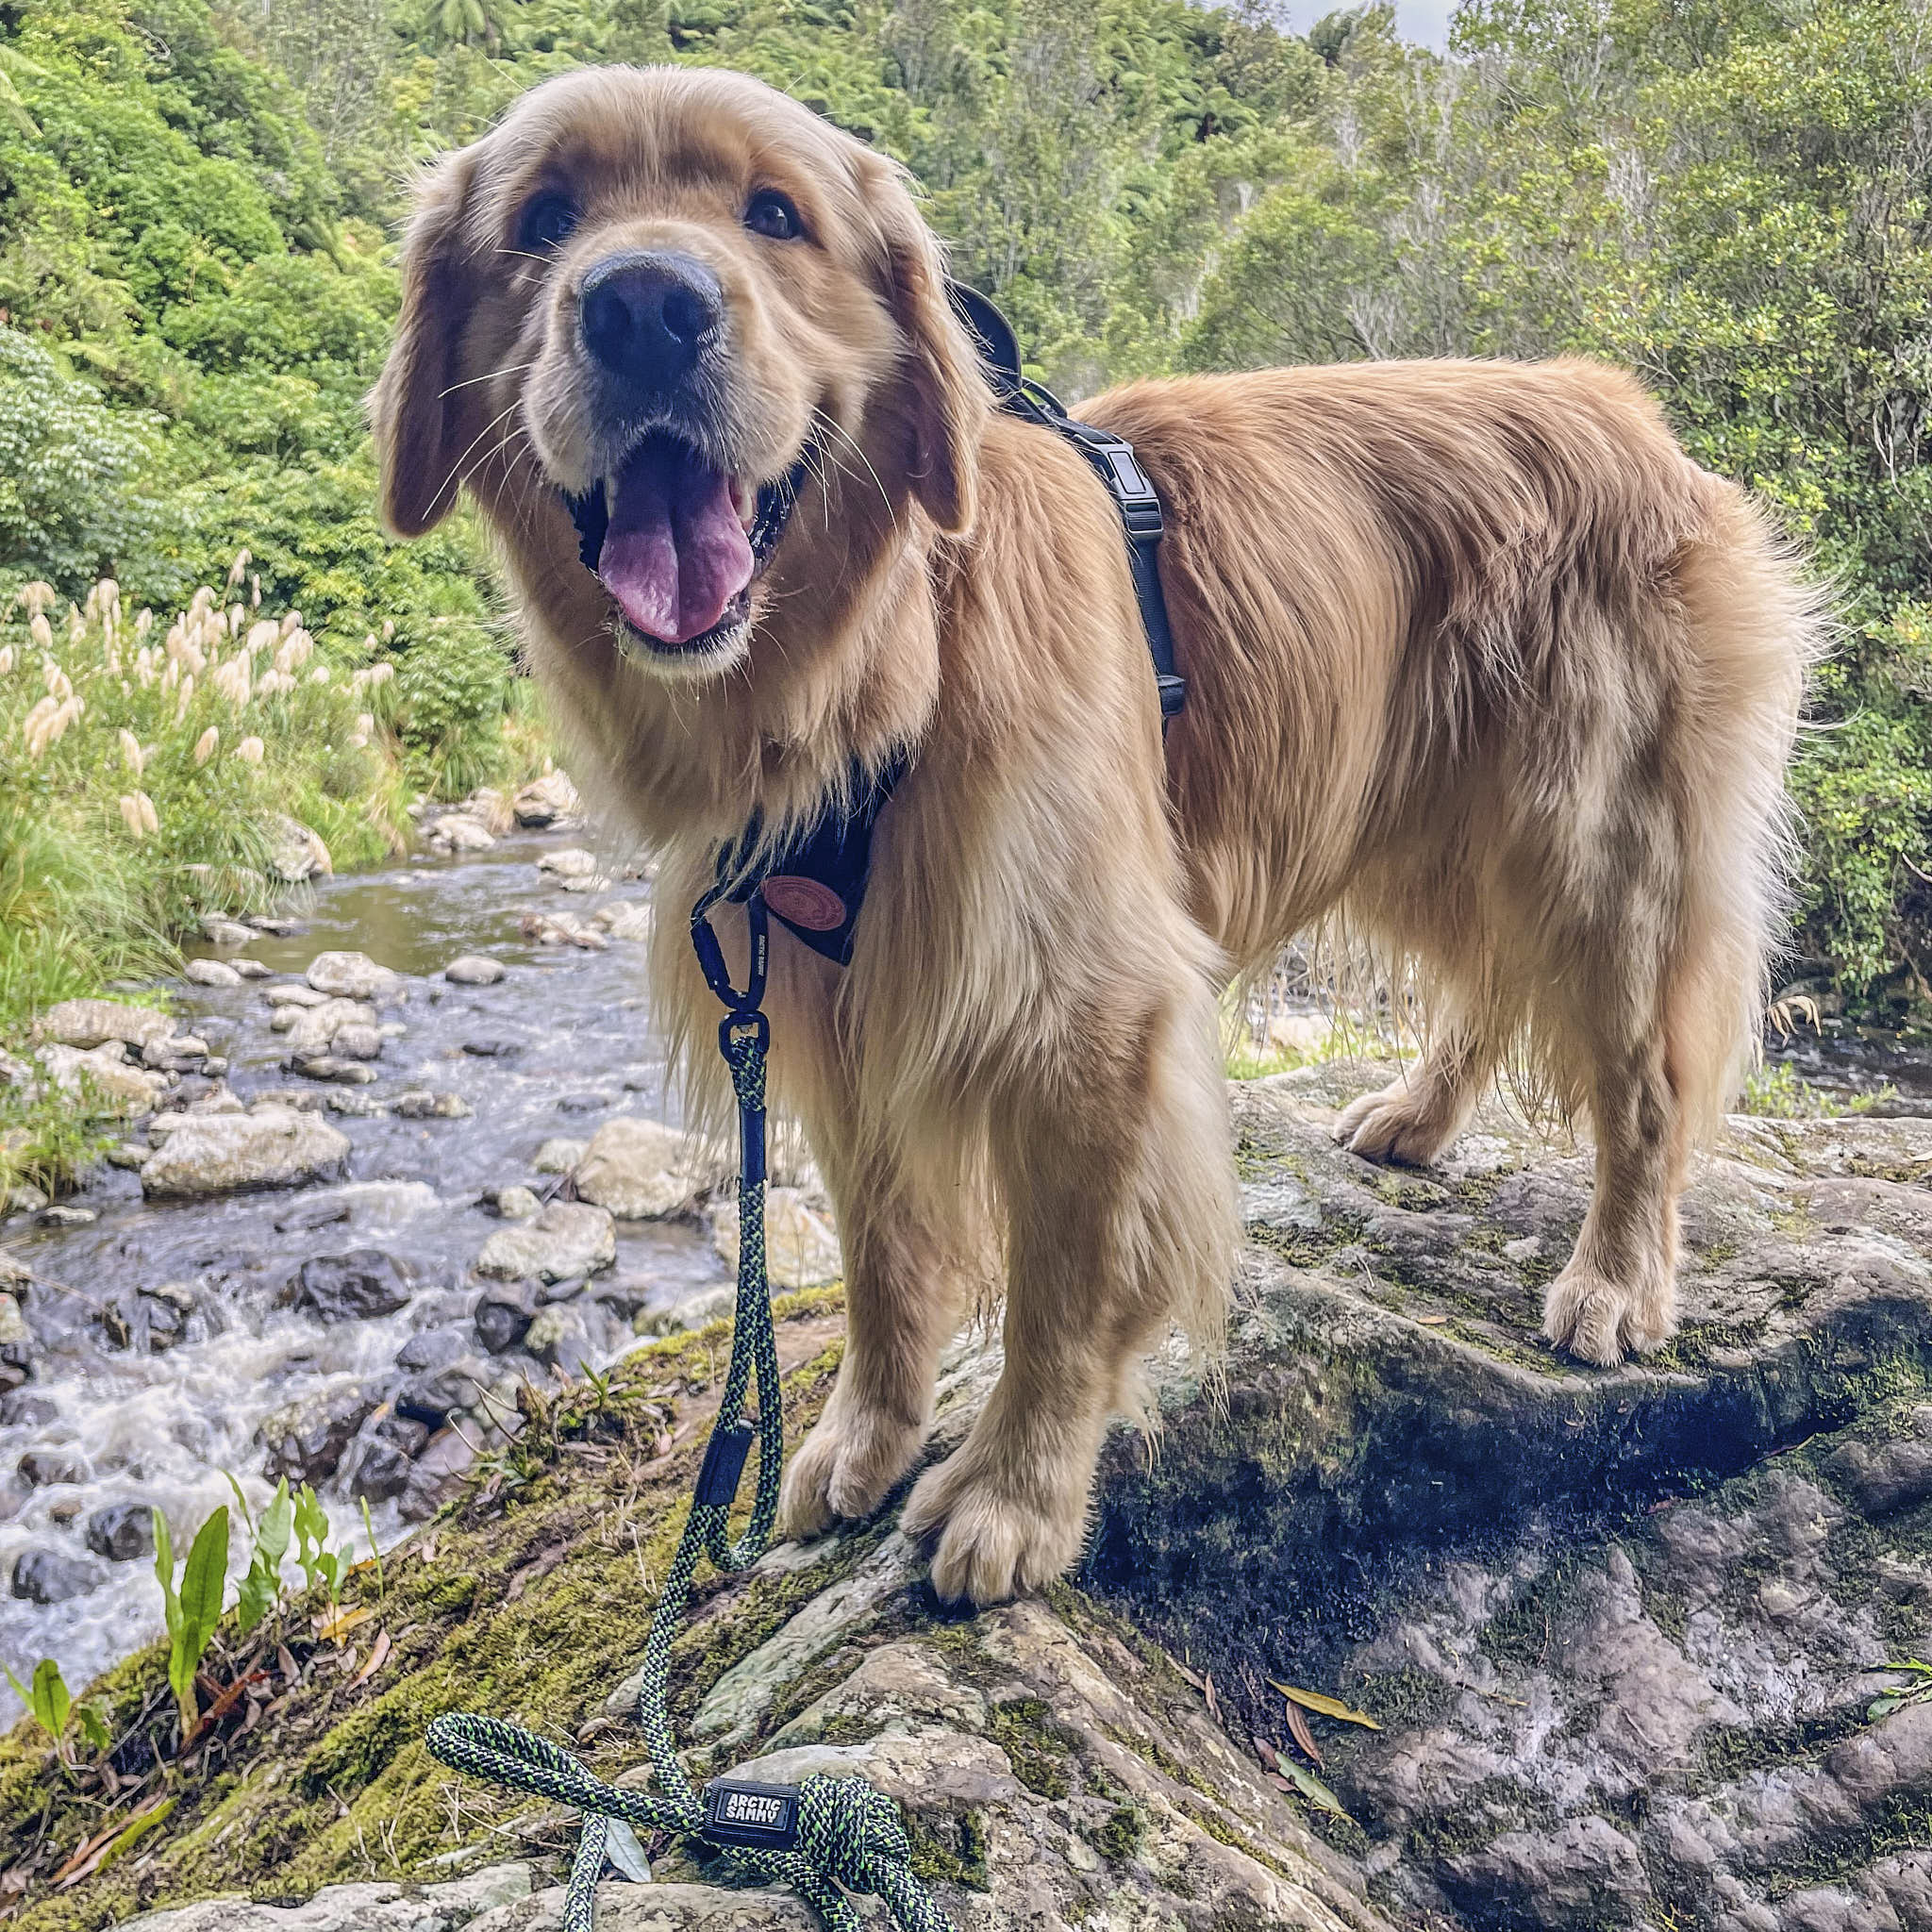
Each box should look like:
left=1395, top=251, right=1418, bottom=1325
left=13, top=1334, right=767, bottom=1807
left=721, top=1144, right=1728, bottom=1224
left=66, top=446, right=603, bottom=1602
left=371, top=64, right=1814, bottom=1605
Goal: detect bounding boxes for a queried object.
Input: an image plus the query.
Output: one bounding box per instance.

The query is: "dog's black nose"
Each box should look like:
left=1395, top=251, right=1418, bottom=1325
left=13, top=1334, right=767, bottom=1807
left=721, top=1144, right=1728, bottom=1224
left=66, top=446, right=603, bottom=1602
left=579, top=252, right=723, bottom=388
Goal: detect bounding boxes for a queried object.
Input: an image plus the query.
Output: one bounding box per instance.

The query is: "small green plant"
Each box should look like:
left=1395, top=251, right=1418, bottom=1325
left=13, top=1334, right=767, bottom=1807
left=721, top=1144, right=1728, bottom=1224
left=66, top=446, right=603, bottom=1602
left=291, top=1484, right=357, bottom=1607
left=152, top=1505, right=228, bottom=1739
left=2, top=1657, right=109, bottom=1757
left=1741, top=1060, right=1895, bottom=1120
left=235, top=1478, right=295, bottom=1634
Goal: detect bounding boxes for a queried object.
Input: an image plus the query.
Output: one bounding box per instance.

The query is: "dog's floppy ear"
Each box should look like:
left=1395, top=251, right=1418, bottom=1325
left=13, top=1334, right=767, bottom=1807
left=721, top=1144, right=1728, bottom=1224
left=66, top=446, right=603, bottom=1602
left=871, top=169, right=985, bottom=537
left=370, top=149, right=481, bottom=538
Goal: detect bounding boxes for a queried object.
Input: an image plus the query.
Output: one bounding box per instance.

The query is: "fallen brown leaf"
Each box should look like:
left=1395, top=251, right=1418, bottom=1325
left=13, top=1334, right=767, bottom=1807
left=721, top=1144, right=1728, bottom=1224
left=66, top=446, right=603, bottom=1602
left=1281, top=1696, right=1324, bottom=1768
left=349, top=1630, right=392, bottom=1690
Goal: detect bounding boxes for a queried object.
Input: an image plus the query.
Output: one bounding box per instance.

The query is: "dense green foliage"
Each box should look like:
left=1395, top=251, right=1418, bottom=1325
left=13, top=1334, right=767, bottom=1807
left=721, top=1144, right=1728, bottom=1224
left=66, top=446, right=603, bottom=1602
left=1, top=0, right=1928, bottom=991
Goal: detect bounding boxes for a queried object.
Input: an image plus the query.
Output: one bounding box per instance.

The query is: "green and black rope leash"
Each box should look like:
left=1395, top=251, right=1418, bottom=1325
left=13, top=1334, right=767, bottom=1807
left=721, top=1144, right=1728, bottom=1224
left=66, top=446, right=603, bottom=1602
left=425, top=885, right=955, bottom=1931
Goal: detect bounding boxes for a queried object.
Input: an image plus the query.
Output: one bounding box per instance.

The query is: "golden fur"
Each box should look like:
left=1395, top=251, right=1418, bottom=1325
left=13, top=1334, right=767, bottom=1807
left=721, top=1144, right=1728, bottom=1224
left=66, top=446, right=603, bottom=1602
left=372, top=65, right=1816, bottom=1605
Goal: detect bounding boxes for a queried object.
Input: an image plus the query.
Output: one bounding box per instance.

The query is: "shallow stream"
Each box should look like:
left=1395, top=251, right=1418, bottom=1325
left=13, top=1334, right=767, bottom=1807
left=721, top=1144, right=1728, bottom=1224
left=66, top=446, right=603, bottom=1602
left=0, top=823, right=730, bottom=1713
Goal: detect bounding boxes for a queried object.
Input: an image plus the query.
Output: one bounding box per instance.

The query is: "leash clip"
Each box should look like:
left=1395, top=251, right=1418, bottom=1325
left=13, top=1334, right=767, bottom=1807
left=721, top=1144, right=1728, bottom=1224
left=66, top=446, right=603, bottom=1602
left=702, top=1777, right=803, bottom=1852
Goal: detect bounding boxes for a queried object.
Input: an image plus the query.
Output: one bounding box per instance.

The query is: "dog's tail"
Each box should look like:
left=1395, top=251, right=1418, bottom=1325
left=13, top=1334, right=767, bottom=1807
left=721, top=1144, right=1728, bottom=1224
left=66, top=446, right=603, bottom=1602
left=1664, top=476, right=1824, bottom=1142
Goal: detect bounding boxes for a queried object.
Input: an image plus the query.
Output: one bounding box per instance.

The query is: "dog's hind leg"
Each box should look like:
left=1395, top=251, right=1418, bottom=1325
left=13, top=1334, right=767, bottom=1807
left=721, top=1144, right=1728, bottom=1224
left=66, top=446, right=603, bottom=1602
left=1335, top=1022, right=1496, bottom=1168
left=1541, top=1024, right=1684, bottom=1365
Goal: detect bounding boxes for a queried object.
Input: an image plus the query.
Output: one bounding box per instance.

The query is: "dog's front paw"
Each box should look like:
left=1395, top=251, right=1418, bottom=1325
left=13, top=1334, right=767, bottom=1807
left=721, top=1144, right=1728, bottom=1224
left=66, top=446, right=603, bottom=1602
left=1541, top=1264, right=1676, bottom=1366
left=778, top=1403, right=925, bottom=1541
left=901, top=1448, right=1087, bottom=1606
left=1335, top=1078, right=1456, bottom=1167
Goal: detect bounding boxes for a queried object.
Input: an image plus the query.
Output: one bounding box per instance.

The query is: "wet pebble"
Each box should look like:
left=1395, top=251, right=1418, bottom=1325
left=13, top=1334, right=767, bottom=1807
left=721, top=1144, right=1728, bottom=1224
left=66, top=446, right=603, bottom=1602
left=288, top=1250, right=414, bottom=1323
left=258, top=1388, right=379, bottom=1485
left=184, top=958, right=242, bottom=988
left=18, top=1450, right=87, bottom=1489
left=11, top=1546, right=99, bottom=1605
left=0, top=1391, right=58, bottom=1428
left=475, top=1281, right=540, bottom=1356
left=394, top=1090, right=473, bottom=1119
left=445, top=955, right=507, bottom=986
left=85, top=1502, right=154, bottom=1562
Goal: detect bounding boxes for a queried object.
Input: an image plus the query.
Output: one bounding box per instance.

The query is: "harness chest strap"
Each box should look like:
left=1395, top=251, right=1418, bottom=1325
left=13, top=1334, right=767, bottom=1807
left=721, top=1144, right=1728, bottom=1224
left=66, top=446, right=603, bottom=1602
left=721, top=283, right=1182, bottom=965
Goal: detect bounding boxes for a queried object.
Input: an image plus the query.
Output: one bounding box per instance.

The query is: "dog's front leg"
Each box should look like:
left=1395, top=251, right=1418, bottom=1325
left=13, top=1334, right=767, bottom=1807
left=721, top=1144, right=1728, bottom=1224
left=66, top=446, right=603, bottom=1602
left=778, top=1118, right=980, bottom=1540
left=903, top=987, right=1236, bottom=1605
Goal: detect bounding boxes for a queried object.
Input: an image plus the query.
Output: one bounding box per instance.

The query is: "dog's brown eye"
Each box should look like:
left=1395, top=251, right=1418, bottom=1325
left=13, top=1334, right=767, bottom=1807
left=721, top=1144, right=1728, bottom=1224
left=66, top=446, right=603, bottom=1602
left=517, top=192, right=578, bottom=257
left=745, top=190, right=803, bottom=242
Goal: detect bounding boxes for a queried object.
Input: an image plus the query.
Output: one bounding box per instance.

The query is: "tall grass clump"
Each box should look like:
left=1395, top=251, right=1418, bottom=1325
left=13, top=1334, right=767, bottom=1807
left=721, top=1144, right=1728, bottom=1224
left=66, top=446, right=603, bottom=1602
left=0, top=559, right=414, bottom=1187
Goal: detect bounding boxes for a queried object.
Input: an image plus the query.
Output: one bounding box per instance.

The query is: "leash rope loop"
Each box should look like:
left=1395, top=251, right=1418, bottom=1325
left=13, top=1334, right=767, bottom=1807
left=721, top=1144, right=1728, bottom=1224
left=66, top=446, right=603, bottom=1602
left=423, top=886, right=953, bottom=1932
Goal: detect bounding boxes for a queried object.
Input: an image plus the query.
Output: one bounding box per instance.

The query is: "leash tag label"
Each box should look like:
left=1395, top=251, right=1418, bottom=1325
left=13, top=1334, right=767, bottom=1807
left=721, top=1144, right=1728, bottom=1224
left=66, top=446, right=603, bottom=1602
left=703, top=1777, right=802, bottom=1851
left=695, top=1421, right=754, bottom=1507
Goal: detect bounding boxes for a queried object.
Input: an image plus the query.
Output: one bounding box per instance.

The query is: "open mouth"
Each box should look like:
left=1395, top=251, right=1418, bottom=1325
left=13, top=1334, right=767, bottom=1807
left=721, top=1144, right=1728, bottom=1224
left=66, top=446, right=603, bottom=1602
left=562, top=432, right=811, bottom=655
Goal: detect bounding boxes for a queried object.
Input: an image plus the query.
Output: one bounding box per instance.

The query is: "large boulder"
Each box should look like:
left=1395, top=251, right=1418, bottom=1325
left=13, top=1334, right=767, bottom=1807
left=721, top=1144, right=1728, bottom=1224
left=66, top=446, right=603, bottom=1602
left=511, top=770, right=582, bottom=827
left=709, top=1188, right=842, bottom=1288
left=258, top=1387, right=380, bottom=1484
left=304, top=952, right=400, bottom=1002
left=288, top=1250, right=414, bottom=1323
left=140, top=1106, right=350, bottom=1196
left=269, top=815, right=333, bottom=884
left=34, top=998, right=172, bottom=1051
left=475, top=1202, right=616, bottom=1284
left=36, top=1041, right=170, bottom=1117
left=571, top=1116, right=709, bottom=1220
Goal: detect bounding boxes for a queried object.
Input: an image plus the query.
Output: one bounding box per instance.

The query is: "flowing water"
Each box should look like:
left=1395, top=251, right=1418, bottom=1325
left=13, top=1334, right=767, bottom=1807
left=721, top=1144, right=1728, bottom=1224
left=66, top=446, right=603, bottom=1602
left=0, top=825, right=732, bottom=1715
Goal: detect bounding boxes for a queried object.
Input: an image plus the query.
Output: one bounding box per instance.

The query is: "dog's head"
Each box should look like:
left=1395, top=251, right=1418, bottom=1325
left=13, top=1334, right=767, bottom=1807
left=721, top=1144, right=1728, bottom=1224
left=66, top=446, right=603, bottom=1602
left=371, top=66, right=986, bottom=681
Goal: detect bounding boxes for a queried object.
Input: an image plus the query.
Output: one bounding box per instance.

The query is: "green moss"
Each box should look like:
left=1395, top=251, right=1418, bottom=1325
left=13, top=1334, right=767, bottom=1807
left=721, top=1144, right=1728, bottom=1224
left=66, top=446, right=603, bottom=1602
left=1088, top=1802, right=1146, bottom=1860
left=904, top=1807, right=991, bottom=1890
left=987, top=1698, right=1076, bottom=1800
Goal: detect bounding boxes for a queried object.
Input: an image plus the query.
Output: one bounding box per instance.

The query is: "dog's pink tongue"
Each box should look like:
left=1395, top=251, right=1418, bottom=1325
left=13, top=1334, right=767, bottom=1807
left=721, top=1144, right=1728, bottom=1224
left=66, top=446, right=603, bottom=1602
left=596, top=442, right=753, bottom=644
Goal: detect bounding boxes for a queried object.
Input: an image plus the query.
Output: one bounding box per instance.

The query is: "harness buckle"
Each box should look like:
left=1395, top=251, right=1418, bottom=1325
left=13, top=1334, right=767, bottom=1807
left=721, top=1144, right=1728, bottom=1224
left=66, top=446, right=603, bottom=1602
left=701, top=1777, right=803, bottom=1852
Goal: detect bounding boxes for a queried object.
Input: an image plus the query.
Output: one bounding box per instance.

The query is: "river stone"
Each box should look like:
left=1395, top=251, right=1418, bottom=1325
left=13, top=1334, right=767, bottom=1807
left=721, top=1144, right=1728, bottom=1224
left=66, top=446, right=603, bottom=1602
left=425, top=812, right=495, bottom=854
left=259, top=1387, right=381, bottom=1483
left=573, top=1116, right=705, bottom=1220
left=291, top=1250, right=414, bottom=1322
left=522, top=1303, right=595, bottom=1375
left=708, top=1189, right=841, bottom=1289
left=85, top=1502, right=155, bottom=1562
left=201, top=914, right=256, bottom=947
left=531, top=1137, right=585, bottom=1174
left=537, top=846, right=599, bottom=881
left=329, top=1023, right=383, bottom=1061
left=305, top=951, right=400, bottom=1002
left=399, top=1425, right=479, bottom=1523
left=444, top=954, right=507, bottom=986
left=11, top=1545, right=99, bottom=1605
left=276, top=996, right=378, bottom=1050
left=184, top=957, right=242, bottom=988
left=140, top=1107, right=350, bottom=1196
left=290, top=1054, right=378, bottom=1086
left=35, top=998, right=172, bottom=1051
left=0, top=1390, right=57, bottom=1426
left=18, top=1448, right=86, bottom=1488
left=269, top=815, right=332, bottom=884
left=475, top=1281, right=540, bottom=1355
left=106, top=1862, right=533, bottom=1929
left=393, top=1090, right=473, bottom=1120
left=475, top=1202, right=616, bottom=1284
left=493, top=1185, right=541, bottom=1220
left=37, top=1041, right=169, bottom=1118
left=266, top=982, right=329, bottom=1008
left=0, top=1291, right=28, bottom=1346
left=592, top=901, right=653, bottom=942
left=512, top=770, right=581, bottom=826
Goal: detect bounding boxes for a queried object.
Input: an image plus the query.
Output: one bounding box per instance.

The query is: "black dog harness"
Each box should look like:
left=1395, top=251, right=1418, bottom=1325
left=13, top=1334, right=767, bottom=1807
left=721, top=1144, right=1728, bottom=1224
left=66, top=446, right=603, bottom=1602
left=719, top=285, right=1184, bottom=966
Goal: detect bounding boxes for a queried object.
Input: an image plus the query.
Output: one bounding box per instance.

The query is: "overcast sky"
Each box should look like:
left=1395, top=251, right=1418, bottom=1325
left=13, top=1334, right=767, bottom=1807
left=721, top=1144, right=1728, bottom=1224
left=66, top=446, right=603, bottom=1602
left=1272, top=1, right=1456, bottom=48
